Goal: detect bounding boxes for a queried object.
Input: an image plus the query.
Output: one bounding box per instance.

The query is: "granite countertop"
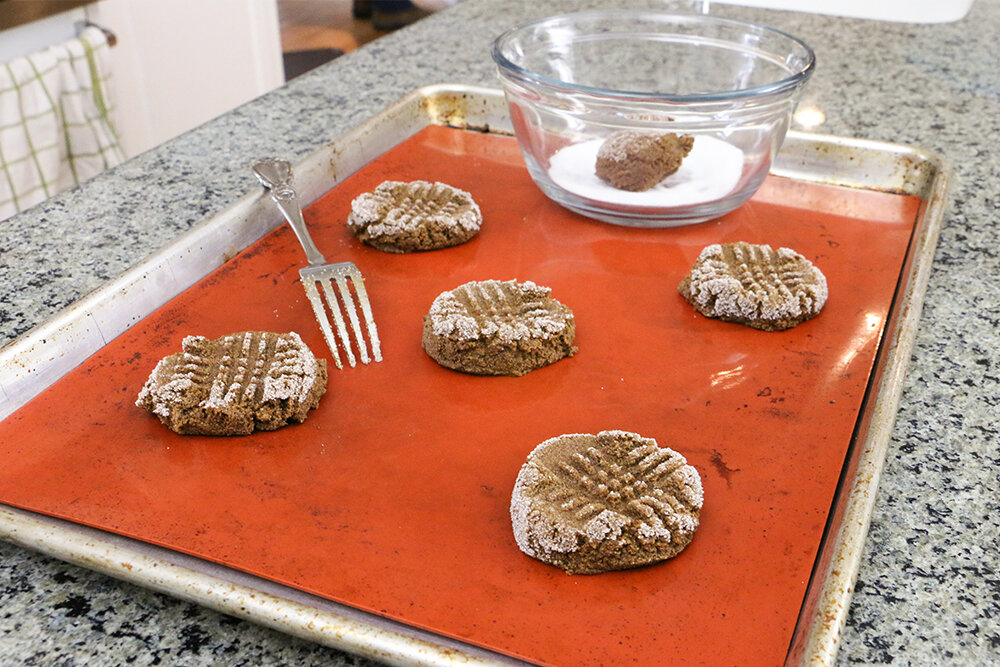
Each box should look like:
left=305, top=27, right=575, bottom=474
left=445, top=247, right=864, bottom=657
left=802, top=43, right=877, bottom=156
left=1, top=0, right=998, bottom=664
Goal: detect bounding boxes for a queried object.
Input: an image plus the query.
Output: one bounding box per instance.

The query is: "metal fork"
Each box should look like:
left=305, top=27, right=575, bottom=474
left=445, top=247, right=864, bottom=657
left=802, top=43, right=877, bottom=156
left=252, top=157, right=382, bottom=369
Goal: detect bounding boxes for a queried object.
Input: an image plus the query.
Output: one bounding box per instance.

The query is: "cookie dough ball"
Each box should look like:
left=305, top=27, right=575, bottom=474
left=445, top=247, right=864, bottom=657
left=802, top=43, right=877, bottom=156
left=511, top=430, right=703, bottom=574
left=347, top=180, right=481, bottom=253
left=422, top=279, right=576, bottom=376
left=136, top=331, right=327, bottom=435
left=678, top=242, right=828, bottom=331
left=595, top=131, right=694, bottom=191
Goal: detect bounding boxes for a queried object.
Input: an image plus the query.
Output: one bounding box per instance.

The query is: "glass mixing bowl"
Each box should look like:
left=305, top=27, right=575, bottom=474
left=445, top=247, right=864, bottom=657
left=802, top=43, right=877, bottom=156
left=491, top=10, right=815, bottom=226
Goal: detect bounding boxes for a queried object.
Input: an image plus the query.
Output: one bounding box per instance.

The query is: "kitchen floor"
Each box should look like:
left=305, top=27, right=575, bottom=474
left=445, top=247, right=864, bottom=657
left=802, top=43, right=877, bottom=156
left=279, top=0, right=383, bottom=54
left=278, top=0, right=394, bottom=79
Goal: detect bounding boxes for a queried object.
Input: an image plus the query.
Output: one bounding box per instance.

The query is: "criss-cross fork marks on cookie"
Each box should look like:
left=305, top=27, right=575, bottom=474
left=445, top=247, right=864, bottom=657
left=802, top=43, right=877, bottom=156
left=422, top=279, right=577, bottom=376
left=680, top=241, right=828, bottom=331
left=176, top=332, right=320, bottom=411
left=379, top=181, right=473, bottom=230
left=541, top=441, right=700, bottom=542
left=136, top=331, right=327, bottom=435
left=720, top=243, right=823, bottom=315
left=430, top=279, right=571, bottom=344
left=347, top=180, right=482, bottom=253
left=510, top=431, right=703, bottom=574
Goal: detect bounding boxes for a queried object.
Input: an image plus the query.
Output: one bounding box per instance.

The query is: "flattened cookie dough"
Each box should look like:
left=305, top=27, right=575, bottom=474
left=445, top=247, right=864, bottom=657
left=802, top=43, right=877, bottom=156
left=347, top=180, right=481, bottom=253
left=136, top=331, right=327, bottom=435
left=422, top=279, right=576, bottom=376
left=511, top=430, right=703, bottom=574
left=678, top=241, right=828, bottom=331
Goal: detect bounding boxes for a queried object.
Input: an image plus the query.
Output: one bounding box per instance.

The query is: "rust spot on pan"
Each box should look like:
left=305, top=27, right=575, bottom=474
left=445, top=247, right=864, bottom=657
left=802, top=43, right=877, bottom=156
left=421, top=92, right=492, bottom=133
left=421, top=91, right=469, bottom=126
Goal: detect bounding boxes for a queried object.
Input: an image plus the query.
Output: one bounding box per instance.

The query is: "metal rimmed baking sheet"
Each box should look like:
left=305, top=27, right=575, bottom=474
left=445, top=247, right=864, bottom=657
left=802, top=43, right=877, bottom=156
left=0, top=85, right=949, bottom=666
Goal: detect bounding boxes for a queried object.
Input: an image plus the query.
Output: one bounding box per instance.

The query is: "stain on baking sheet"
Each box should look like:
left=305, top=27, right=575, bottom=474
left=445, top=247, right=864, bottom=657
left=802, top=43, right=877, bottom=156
left=710, top=450, right=741, bottom=487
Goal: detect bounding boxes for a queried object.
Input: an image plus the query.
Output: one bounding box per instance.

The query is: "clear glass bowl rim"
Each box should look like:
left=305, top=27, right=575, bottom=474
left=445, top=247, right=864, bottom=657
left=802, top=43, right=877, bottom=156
left=491, top=9, right=816, bottom=103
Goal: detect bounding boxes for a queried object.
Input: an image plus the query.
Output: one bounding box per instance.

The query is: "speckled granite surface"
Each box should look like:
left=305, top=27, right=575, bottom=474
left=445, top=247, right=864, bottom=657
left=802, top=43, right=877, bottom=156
left=2, top=0, right=998, bottom=664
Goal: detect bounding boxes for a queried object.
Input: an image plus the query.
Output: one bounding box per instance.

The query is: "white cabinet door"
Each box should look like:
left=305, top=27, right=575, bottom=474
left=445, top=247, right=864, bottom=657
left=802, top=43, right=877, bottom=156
left=86, top=0, right=284, bottom=156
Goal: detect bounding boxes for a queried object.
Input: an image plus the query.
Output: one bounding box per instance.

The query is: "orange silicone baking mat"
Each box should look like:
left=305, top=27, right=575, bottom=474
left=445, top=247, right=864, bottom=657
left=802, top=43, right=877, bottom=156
left=0, top=126, right=919, bottom=666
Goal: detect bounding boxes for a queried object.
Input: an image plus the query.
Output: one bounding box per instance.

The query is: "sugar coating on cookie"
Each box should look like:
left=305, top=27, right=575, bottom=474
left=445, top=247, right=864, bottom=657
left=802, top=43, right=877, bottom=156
left=136, top=331, right=327, bottom=435
left=422, top=279, right=576, bottom=376
left=347, top=180, right=481, bottom=253
left=678, top=241, right=828, bottom=331
left=595, top=131, right=694, bottom=191
left=511, top=430, right=703, bottom=574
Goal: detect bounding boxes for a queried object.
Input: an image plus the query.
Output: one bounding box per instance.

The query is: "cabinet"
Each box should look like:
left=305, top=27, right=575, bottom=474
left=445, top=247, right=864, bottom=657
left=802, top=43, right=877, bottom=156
left=0, top=0, right=284, bottom=158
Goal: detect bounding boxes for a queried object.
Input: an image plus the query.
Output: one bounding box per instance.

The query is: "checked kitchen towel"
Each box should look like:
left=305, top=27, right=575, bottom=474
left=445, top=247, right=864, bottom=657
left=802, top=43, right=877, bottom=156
left=0, top=25, right=124, bottom=222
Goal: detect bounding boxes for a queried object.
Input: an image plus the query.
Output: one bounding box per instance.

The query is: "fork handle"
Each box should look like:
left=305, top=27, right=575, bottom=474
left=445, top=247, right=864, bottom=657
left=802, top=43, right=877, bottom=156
left=270, top=186, right=327, bottom=266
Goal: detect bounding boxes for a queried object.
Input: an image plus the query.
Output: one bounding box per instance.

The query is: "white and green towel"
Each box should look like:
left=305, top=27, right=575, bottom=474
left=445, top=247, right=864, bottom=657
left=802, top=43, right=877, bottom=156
left=0, top=25, right=124, bottom=221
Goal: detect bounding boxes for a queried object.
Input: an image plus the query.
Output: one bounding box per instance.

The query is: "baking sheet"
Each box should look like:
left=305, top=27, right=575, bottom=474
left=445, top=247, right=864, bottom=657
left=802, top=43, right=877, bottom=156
left=0, top=86, right=949, bottom=666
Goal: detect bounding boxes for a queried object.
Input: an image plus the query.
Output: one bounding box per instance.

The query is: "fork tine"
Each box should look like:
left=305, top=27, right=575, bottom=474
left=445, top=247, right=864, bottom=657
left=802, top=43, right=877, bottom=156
left=332, top=274, right=370, bottom=365
left=349, top=272, right=382, bottom=363
left=254, top=158, right=382, bottom=369
left=302, top=280, right=344, bottom=370
left=317, top=279, right=358, bottom=368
